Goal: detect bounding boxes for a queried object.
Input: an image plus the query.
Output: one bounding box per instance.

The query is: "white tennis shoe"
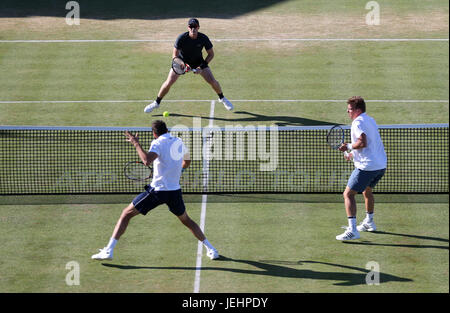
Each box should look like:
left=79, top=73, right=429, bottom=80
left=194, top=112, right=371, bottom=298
left=357, top=219, right=377, bottom=232
left=144, top=101, right=160, bottom=113
left=91, top=247, right=113, bottom=260
left=336, top=227, right=360, bottom=241
left=219, top=97, right=234, bottom=111
left=206, top=248, right=219, bottom=260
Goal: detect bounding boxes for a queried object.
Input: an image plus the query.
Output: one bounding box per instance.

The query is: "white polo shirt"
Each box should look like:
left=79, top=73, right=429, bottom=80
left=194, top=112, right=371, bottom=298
left=148, top=133, right=188, bottom=191
left=351, top=113, right=387, bottom=171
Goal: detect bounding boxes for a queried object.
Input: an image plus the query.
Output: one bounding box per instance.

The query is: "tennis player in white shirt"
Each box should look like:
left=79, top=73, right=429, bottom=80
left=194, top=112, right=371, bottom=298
left=92, top=120, right=219, bottom=260
left=336, top=96, right=387, bottom=241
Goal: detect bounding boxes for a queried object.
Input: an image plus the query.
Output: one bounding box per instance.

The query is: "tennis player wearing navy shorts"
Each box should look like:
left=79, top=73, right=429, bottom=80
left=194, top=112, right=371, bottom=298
left=336, top=96, right=387, bottom=241
left=92, top=120, right=219, bottom=260
left=144, top=18, right=234, bottom=113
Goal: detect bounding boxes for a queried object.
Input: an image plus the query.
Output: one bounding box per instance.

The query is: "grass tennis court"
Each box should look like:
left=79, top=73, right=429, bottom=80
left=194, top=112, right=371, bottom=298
left=0, top=200, right=448, bottom=292
left=0, top=0, right=448, bottom=294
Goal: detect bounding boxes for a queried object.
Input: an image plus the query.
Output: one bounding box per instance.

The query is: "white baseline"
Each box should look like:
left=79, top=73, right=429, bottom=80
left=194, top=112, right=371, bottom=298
left=0, top=38, right=448, bottom=43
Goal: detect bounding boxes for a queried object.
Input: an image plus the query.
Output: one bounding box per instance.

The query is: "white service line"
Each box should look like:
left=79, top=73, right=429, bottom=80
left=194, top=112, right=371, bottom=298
left=214, top=38, right=449, bottom=42
left=0, top=99, right=448, bottom=104
left=193, top=100, right=215, bottom=293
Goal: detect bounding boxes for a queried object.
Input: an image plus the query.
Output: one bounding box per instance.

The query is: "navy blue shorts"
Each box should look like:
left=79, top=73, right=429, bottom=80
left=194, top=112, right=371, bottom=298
left=347, top=168, right=386, bottom=193
left=187, top=60, right=209, bottom=70
left=132, top=186, right=186, bottom=216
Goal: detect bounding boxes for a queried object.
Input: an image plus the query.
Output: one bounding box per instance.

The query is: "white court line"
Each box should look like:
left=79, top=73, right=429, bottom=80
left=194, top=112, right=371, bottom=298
left=0, top=38, right=448, bottom=43
left=215, top=38, right=449, bottom=42
left=193, top=100, right=215, bottom=294
left=0, top=99, right=448, bottom=104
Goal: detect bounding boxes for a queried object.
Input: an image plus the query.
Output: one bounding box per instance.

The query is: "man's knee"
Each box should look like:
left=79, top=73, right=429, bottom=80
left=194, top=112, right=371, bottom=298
left=343, top=188, right=356, bottom=199
left=121, top=204, right=139, bottom=220
left=163, top=78, right=176, bottom=88
left=362, top=187, right=373, bottom=198
left=207, top=75, right=218, bottom=84
left=163, top=72, right=179, bottom=86
left=179, top=214, right=190, bottom=225
left=209, top=76, right=220, bottom=86
left=178, top=212, right=195, bottom=227
left=201, top=69, right=216, bottom=83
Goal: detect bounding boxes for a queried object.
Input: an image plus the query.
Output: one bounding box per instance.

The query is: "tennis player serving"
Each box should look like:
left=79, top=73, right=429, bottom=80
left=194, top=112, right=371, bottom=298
left=92, top=120, right=219, bottom=261
left=144, top=18, right=234, bottom=113
left=336, top=96, right=387, bottom=241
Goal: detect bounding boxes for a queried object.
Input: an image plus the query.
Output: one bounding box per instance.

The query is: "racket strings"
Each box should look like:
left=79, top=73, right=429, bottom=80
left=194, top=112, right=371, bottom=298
left=329, top=131, right=341, bottom=144
left=172, top=58, right=186, bottom=75
left=327, top=129, right=344, bottom=148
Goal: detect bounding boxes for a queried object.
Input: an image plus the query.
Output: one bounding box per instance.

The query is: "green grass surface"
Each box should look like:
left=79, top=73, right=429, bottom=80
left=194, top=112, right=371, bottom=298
left=0, top=0, right=448, bottom=294
left=0, top=201, right=447, bottom=292
left=0, top=41, right=448, bottom=127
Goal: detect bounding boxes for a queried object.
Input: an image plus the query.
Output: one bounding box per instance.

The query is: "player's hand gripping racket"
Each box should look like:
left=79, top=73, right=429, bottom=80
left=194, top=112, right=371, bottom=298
left=172, top=57, right=198, bottom=75
left=124, top=161, right=153, bottom=181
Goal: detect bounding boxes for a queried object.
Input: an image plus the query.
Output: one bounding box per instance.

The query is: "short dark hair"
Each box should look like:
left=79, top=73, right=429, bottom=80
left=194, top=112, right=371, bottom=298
left=188, top=18, right=199, bottom=28
left=151, top=120, right=168, bottom=136
left=347, top=96, right=366, bottom=112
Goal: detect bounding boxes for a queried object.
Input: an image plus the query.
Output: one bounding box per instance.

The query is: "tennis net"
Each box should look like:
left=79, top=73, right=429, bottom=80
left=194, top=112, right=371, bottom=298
left=0, top=124, right=448, bottom=195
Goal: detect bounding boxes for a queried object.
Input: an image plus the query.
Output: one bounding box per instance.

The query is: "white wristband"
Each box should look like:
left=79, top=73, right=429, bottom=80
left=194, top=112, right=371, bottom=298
left=347, top=143, right=353, bottom=151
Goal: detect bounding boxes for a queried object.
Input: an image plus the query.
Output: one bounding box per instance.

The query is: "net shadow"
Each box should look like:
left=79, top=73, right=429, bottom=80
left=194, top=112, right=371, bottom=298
left=167, top=111, right=335, bottom=127
left=1, top=193, right=448, bottom=205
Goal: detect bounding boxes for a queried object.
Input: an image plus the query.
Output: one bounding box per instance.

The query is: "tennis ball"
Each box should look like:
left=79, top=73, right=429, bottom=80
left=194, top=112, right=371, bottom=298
left=163, top=111, right=170, bottom=117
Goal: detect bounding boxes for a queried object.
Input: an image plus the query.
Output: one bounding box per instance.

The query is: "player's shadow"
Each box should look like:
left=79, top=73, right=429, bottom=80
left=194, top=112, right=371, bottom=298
left=343, top=231, right=449, bottom=250
left=168, top=111, right=334, bottom=126
left=102, top=256, right=412, bottom=286
left=1, top=0, right=289, bottom=19
left=372, top=231, right=449, bottom=243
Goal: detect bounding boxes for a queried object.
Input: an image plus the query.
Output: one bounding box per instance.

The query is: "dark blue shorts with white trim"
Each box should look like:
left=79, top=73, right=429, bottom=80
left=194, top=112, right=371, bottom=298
left=132, top=186, right=186, bottom=216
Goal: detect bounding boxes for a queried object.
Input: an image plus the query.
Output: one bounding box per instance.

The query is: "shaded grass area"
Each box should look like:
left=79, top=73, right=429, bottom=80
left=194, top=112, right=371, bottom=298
left=2, top=0, right=446, bottom=19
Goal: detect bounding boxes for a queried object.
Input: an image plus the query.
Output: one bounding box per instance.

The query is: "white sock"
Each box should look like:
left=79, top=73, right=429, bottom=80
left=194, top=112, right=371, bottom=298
left=202, top=239, right=215, bottom=251
left=348, top=217, right=357, bottom=231
left=106, top=238, right=117, bottom=250
left=366, top=212, right=374, bottom=221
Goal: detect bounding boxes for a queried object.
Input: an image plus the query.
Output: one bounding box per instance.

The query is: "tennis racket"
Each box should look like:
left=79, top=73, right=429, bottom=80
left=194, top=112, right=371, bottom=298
left=124, top=161, right=153, bottom=181
left=172, top=57, right=198, bottom=75
left=326, top=125, right=345, bottom=150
